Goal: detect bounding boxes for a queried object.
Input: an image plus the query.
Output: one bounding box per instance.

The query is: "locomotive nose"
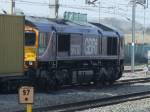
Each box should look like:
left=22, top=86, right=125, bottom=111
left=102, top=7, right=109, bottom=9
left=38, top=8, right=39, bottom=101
left=24, top=47, right=36, bottom=62
left=25, top=53, right=36, bottom=61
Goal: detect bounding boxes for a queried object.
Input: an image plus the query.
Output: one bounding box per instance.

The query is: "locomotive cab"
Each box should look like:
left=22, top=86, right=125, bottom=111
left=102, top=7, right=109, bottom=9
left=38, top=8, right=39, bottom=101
left=24, top=27, right=38, bottom=69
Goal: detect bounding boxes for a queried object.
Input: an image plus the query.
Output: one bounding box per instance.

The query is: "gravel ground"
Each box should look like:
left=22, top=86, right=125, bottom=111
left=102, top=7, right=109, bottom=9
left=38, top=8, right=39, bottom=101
left=124, top=65, right=146, bottom=70
left=0, top=71, right=150, bottom=112
left=120, top=71, right=150, bottom=80
left=79, top=98, right=150, bottom=112
left=124, top=65, right=146, bottom=71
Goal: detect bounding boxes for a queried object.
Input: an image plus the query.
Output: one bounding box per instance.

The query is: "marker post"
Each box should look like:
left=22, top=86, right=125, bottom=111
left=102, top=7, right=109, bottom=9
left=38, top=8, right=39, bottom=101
left=19, top=86, right=34, bottom=112
left=27, top=104, right=32, bottom=112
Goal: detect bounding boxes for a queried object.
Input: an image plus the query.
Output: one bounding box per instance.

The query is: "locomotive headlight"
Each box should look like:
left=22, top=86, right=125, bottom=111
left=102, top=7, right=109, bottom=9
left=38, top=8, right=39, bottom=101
left=25, top=61, right=36, bottom=69
left=29, top=61, right=33, bottom=65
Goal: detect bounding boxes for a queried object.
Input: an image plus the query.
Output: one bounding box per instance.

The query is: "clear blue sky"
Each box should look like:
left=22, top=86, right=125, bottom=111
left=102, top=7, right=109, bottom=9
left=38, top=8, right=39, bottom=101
left=0, top=0, right=149, bottom=25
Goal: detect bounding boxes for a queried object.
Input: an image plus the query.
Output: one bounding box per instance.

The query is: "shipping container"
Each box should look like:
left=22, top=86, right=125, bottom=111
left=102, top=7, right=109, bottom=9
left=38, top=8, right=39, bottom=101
left=0, top=15, right=24, bottom=77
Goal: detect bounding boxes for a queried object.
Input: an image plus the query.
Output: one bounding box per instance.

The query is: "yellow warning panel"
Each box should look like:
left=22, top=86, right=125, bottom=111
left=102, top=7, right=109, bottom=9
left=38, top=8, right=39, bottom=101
left=19, top=86, right=34, bottom=104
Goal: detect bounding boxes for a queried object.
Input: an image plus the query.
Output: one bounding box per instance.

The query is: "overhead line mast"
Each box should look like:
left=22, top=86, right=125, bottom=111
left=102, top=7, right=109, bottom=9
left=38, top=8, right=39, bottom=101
left=49, top=0, right=59, bottom=19
left=130, top=0, right=148, bottom=73
left=11, top=0, right=15, bottom=14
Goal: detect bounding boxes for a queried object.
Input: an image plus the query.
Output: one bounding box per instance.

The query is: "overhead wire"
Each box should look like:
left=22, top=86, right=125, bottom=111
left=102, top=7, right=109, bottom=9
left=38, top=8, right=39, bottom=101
left=0, top=0, right=149, bottom=20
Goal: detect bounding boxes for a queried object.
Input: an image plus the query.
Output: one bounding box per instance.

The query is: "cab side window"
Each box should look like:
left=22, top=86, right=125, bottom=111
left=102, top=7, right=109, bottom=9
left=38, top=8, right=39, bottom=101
left=107, top=37, right=117, bottom=55
left=39, top=32, right=48, bottom=55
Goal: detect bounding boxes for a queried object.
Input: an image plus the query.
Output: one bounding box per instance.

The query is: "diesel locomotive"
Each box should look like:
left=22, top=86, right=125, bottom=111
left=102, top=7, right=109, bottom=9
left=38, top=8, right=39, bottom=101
left=0, top=15, right=124, bottom=92
left=24, top=16, right=124, bottom=90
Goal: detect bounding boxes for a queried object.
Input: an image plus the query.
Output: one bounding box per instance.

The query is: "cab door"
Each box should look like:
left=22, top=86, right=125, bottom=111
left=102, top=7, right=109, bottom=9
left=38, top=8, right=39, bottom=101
left=57, top=34, right=70, bottom=57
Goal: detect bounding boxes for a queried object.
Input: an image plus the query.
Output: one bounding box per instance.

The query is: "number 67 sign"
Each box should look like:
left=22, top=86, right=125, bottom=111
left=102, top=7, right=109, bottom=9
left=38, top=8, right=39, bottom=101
left=19, top=86, right=34, bottom=104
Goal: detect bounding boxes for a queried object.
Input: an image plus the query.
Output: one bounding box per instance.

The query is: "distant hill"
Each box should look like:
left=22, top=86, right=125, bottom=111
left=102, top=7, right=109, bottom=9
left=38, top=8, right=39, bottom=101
left=146, top=27, right=150, bottom=34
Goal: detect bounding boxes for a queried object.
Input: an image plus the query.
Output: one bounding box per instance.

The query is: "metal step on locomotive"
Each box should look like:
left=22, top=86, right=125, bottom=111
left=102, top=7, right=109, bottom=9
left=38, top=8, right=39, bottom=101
left=0, top=15, right=124, bottom=93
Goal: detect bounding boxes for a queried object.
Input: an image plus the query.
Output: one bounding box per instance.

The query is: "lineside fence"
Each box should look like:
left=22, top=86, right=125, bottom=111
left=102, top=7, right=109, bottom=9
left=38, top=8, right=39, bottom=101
left=124, top=44, right=150, bottom=64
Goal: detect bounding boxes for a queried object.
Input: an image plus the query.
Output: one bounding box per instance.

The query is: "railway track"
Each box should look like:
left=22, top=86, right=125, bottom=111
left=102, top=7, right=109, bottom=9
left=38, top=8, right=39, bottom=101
left=16, top=91, right=150, bottom=112
left=16, top=76, right=150, bottom=112
left=116, top=77, right=150, bottom=85
left=124, top=68, right=143, bottom=73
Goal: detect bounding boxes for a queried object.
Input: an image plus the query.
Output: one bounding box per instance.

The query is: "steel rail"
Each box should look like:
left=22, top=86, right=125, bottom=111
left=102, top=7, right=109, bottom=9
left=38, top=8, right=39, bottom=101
left=124, top=68, right=143, bottom=73
left=116, top=77, right=150, bottom=85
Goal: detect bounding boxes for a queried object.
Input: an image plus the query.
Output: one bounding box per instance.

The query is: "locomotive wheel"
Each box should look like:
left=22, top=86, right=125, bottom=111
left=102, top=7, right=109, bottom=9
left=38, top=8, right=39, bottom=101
left=118, top=66, right=123, bottom=79
left=93, top=71, right=101, bottom=87
left=55, top=70, right=70, bottom=86
left=101, top=67, right=108, bottom=81
left=45, top=70, right=65, bottom=91
left=93, top=70, right=99, bottom=84
left=106, top=67, right=112, bottom=80
left=95, top=68, right=107, bottom=87
left=55, top=71, right=64, bottom=86
left=114, top=67, right=121, bottom=80
left=60, top=70, right=70, bottom=84
left=25, top=68, right=36, bottom=78
left=46, top=77, right=57, bottom=92
left=99, top=67, right=114, bottom=86
left=45, top=70, right=59, bottom=92
left=107, top=67, right=115, bottom=84
left=118, top=67, right=122, bottom=79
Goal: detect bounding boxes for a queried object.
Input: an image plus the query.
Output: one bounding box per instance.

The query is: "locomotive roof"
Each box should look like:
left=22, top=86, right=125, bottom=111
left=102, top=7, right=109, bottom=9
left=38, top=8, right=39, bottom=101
left=25, top=16, right=123, bottom=38
left=90, top=22, right=124, bottom=37
left=25, top=16, right=99, bottom=35
left=90, top=22, right=114, bottom=31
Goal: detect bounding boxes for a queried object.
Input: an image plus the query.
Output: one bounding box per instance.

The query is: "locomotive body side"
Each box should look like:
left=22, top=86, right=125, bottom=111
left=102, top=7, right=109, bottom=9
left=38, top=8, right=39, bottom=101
left=25, top=17, right=124, bottom=90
